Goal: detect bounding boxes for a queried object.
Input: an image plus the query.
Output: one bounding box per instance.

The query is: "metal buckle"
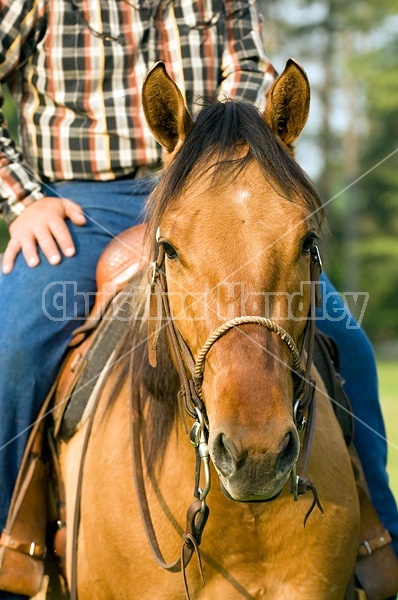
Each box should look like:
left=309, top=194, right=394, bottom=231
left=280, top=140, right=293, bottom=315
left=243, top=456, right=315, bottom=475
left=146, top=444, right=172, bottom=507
left=190, top=421, right=201, bottom=448
left=191, top=408, right=211, bottom=513
left=363, top=540, right=372, bottom=555
left=293, top=399, right=306, bottom=435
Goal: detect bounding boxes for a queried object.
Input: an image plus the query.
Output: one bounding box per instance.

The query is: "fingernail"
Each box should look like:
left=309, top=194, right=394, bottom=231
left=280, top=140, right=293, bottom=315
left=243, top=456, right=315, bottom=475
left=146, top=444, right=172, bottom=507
left=49, top=254, right=60, bottom=265
left=2, top=264, right=10, bottom=274
left=28, top=257, right=39, bottom=267
left=64, top=247, right=75, bottom=257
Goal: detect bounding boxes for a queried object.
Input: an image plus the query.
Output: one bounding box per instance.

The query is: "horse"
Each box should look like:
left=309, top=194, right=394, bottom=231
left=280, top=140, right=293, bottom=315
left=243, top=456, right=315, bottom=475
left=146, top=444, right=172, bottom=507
left=59, top=60, right=360, bottom=599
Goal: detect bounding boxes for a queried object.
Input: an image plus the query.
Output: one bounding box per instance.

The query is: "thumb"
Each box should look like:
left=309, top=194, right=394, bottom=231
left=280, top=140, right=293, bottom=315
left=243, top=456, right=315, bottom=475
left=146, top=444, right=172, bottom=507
left=63, top=199, right=87, bottom=225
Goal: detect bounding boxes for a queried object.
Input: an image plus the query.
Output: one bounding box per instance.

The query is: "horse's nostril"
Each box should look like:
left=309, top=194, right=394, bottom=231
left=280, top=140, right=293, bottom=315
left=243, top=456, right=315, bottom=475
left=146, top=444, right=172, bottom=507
left=276, top=430, right=299, bottom=477
left=212, top=433, right=242, bottom=477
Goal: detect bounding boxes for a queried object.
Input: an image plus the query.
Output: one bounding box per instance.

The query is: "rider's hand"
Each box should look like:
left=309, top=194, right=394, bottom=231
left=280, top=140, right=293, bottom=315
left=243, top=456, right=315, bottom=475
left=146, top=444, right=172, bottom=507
left=2, top=197, right=87, bottom=274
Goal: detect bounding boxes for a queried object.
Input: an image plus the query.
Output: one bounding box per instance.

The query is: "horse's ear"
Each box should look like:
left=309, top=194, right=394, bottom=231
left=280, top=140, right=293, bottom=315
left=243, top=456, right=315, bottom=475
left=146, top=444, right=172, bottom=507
left=142, top=62, right=193, bottom=154
left=264, top=59, right=310, bottom=149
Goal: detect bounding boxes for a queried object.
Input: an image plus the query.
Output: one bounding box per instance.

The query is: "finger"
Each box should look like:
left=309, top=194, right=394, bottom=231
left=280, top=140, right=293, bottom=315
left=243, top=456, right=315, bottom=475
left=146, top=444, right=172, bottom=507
left=33, top=228, right=62, bottom=265
left=2, top=238, right=22, bottom=274
left=20, top=234, right=41, bottom=268
left=63, top=199, right=86, bottom=225
left=49, top=218, right=76, bottom=258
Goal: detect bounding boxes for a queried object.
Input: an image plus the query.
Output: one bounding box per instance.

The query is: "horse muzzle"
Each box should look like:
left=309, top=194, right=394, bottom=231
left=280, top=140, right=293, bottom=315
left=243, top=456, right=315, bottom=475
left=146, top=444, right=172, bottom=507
left=210, top=427, right=300, bottom=502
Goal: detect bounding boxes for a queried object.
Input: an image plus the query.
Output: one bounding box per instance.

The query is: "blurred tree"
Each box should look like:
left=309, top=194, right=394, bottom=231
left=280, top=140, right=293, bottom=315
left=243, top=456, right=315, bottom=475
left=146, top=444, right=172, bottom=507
left=354, top=33, right=398, bottom=341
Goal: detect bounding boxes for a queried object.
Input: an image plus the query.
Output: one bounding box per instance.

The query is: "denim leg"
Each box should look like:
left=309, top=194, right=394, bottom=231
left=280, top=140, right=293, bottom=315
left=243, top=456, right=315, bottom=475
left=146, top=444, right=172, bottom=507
left=316, top=273, right=398, bottom=556
left=0, top=178, right=154, bottom=599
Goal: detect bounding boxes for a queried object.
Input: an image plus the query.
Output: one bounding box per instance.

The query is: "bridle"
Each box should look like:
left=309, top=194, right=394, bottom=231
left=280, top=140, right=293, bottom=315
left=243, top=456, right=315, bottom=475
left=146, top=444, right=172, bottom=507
left=129, top=237, right=323, bottom=594
left=68, top=238, right=323, bottom=600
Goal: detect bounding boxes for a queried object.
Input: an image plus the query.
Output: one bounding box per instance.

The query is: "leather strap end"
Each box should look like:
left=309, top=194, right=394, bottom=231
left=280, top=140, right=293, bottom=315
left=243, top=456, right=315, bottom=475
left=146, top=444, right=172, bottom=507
left=147, top=280, right=164, bottom=368
left=147, top=336, right=158, bottom=368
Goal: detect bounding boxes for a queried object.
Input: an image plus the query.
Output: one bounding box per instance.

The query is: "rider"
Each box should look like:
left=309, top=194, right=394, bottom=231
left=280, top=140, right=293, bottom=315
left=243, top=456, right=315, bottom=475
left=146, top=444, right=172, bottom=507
left=0, top=2, right=397, bottom=599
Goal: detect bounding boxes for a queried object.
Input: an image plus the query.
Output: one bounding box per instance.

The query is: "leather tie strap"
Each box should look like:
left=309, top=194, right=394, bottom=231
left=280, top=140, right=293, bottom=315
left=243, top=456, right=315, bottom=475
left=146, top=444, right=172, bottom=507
left=0, top=531, right=46, bottom=560
left=357, top=528, right=392, bottom=557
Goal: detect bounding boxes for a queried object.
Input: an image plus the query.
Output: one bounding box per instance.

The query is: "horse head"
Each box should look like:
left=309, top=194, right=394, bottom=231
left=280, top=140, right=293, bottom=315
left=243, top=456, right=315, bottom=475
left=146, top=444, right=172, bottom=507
left=142, top=61, right=323, bottom=503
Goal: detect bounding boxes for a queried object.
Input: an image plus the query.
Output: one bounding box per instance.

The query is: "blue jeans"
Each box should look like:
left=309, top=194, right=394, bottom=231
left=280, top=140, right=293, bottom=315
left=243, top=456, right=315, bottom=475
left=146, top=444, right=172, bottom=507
left=0, top=178, right=155, bottom=599
left=316, top=273, right=398, bottom=556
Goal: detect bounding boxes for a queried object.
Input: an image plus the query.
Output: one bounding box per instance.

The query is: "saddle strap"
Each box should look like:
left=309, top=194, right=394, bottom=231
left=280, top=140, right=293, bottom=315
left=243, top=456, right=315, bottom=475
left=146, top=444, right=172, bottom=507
left=0, top=533, right=46, bottom=560
left=0, top=379, right=58, bottom=597
left=0, top=458, right=47, bottom=597
left=357, top=528, right=391, bottom=557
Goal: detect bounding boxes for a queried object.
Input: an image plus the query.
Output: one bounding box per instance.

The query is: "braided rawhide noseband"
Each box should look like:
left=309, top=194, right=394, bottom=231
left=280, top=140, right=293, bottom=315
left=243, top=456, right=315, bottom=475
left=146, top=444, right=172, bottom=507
left=193, top=315, right=302, bottom=393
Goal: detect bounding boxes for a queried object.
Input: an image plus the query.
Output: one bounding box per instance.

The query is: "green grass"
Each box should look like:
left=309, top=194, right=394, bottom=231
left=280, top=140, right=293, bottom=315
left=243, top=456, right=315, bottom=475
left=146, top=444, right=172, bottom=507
left=377, top=360, right=398, bottom=501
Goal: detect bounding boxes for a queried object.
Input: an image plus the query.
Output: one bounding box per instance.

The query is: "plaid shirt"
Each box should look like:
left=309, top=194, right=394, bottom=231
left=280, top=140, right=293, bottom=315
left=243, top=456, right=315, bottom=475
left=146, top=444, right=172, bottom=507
left=0, top=0, right=275, bottom=224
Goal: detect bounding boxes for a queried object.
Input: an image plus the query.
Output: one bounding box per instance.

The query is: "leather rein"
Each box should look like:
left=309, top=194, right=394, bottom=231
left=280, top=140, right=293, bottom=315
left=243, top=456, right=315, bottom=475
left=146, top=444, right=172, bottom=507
left=130, top=240, right=324, bottom=589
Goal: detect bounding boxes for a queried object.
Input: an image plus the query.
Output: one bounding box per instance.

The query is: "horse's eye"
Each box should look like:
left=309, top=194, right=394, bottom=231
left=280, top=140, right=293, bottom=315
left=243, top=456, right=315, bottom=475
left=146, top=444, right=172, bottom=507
left=302, top=233, right=317, bottom=254
left=161, top=241, right=178, bottom=260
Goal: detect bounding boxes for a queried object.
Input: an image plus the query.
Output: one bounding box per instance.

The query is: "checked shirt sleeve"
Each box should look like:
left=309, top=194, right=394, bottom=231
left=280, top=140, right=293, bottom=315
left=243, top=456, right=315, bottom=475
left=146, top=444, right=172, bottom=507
left=0, top=0, right=44, bottom=226
left=219, top=0, right=276, bottom=108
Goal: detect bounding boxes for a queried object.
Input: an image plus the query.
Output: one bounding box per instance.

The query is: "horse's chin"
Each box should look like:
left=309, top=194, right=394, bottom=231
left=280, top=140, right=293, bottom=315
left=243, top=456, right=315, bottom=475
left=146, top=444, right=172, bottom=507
left=218, top=479, right=285, bottom=504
